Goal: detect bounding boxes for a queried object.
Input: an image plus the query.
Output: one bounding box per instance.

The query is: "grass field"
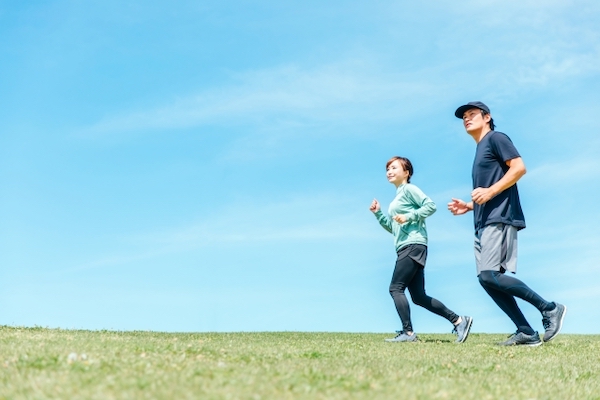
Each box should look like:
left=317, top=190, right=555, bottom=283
left=1, top=326, right=599, bottom=399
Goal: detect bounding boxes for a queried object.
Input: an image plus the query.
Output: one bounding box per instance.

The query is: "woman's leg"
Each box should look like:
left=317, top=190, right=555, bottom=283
left=407, top=267, right=459, bottom=324
left=389, top=253, right=420, bottom=333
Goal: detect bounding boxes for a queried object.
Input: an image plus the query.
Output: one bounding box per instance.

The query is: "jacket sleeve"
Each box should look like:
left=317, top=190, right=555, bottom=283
left=404, top=185, right=436, bottom=222
left=373, top=210, right=393, bottom=234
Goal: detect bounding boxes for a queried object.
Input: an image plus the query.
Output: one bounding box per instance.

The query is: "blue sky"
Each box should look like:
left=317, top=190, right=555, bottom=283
left=1, top=0, right=599, bottom=334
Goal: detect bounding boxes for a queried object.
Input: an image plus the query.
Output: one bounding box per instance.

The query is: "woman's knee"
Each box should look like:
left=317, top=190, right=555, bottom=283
left=411, top=293, right=430, bottom=307
left=389, top=283, right=407, bottom=296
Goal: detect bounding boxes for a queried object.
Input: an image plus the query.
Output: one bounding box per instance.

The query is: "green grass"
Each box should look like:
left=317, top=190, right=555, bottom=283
left=1, top=326, right=599, bottom=399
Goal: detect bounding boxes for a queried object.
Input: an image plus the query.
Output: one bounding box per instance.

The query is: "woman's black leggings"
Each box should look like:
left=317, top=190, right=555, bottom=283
left=389, top=245, right=459, bottom=333
left=478, top=270, right=554, bottom=335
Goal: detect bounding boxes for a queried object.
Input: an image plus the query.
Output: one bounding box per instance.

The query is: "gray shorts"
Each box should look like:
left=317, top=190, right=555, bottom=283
left=474, top=223, right=518, bottom=275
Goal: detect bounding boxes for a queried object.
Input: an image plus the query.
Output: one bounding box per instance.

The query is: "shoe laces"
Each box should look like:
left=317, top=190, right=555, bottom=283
left=452, top=319, right=463, bottom=335
left=542, top=316, right=551, bottom=330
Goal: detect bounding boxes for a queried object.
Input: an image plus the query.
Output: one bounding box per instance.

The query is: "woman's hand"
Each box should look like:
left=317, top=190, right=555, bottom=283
left=393, top=214, right=407, bottom=224
left=369, top=199, right=380, bottom=213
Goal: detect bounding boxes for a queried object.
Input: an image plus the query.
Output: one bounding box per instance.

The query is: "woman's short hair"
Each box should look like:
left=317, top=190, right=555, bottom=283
left=386, top=156, right=413, bottom=183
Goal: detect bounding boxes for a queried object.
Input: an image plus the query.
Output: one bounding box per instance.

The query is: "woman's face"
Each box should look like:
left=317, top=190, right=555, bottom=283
left=386, top=159, right=409, bottom=186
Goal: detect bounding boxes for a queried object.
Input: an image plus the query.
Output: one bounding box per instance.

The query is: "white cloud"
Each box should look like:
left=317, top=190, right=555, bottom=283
left=502, top=41, right=600, bottom=86
left=428, top=0, right=600, bottom=94
left=78, top=0, right=600, bottom=141
left=459, top=0, right=597, bottom=24
left=62, top=193, right=381, bottom=272
left=526, top=158, right=600, bottom=186
left=81, top=60, right=440, bottom=136
left=129, top=193, right=377, bottom=248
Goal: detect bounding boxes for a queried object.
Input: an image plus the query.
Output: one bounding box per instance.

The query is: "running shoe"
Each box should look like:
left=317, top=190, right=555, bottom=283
left=498, top=331, right=542, bottom=347
left=452, top=316, right=473, bottom=343
left=385, top=331, right=418, bottom=342
left=542, top=303, right=567, bottom=342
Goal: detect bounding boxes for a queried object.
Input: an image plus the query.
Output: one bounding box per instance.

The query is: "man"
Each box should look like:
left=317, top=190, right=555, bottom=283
left=448, top=101, right=566, bottom=346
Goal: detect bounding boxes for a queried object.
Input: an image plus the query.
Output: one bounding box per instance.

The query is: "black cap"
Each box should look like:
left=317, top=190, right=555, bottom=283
left=454, top=101, right=490, bottom=118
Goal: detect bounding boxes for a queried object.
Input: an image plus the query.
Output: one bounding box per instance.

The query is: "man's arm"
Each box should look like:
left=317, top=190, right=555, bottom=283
left=471, top=157, right=526, bottom=205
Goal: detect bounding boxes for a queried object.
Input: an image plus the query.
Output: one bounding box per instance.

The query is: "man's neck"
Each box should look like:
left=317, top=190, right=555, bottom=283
left=469, top=127, right=492, bottom=144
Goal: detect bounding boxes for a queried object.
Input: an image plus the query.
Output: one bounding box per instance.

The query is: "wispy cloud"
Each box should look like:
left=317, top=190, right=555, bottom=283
left=128, top=193, right=377, bottom=249
left=81, top=60, right=440, bottom=136
left=78, top=0, right=600, bottom=140
left=429, top=0, right=600, bottom=95
left=63, top=193, right=380, bottom=272
left=526, top=158, right=600, bottom=187
left=460, top=0, right=598, bottom=23
left=499, top=42, right=600, bottom=87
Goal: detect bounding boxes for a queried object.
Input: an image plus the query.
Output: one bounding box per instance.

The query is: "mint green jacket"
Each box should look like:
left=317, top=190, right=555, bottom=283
left=373, top=183, right=437, bottom=251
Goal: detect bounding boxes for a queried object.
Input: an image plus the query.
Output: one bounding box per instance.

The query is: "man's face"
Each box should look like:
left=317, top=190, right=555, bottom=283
left=462, top=108, right=490, bottom=134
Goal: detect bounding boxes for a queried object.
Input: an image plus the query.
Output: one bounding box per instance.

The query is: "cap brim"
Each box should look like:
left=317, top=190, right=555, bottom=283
left=455, top=104, right=477, bottom=118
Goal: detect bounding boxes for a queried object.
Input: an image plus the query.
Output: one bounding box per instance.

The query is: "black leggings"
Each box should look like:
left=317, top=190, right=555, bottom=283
left=478, top=270, right=553, bottom=335
left=389, top=245, right=459, bottom=332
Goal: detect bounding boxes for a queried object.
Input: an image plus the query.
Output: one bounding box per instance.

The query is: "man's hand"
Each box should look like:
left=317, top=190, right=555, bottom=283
left=369, top=199, right=380, bottom=213
left=471, top=187, right=496, bottom=205
left=393, top=214, right=408, bottom=224
left=447, top=198, right=473, bottom=215
left=471, top=157, right=526, bottom=205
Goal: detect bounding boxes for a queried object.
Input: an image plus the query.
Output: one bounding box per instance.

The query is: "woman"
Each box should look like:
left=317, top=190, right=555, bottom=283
left=370, top=156, right=472, bottom=343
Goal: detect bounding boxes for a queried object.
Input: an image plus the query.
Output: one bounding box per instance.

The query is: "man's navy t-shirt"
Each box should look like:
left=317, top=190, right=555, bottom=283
left=472, top=130, right=526, bottom=232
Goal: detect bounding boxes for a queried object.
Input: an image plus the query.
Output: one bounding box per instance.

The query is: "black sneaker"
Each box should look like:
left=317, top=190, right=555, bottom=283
left=542, top=303, right=567, bottom=342
left=452, top=316, right=473, bottom=343
left=498, top=331, right=542, bottom=347
left=384, top=331, right=418, bottom=342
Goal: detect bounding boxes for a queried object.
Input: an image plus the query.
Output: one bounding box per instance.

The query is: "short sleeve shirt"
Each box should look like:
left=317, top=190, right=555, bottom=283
left=472, top=131, right=526, bottom=232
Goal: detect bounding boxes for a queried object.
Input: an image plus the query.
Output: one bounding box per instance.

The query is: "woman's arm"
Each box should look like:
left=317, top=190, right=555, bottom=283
left=404, top=185, right=437, bottom=222
left=370, top=198, right=393, bottom=233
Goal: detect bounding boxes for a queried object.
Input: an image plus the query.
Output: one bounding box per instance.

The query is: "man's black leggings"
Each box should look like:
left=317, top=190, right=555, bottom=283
left=389, top=245, right=459, bottom=333
left=478, top=270, right=554, bottom=335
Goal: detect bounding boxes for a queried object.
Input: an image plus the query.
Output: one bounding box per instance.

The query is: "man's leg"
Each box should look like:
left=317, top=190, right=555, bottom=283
left=478, top=271, right=535, bottom=335
left=478, top=270, right=554, bottom=313
left=476, top=223, right=566, bottom=341
left=475, top=224, right=539, bottom=335
left=494, top=224, right=567, bottom=341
